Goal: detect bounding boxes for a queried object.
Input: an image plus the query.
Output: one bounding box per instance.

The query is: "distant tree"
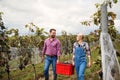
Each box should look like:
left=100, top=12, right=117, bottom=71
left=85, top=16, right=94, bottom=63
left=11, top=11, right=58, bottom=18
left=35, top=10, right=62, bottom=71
left=25, top=23, right=47, bottom=80
left=25, top=22, right=47, bottom=49
left=80, top=0, right=118, bottom=41
left=6, top=28, right=19, bottom=47
left=0, top=12, right=11, bottom=80
left=59, top=31, right=76, bottom=55
left=80, top=1, right=119, bottom=76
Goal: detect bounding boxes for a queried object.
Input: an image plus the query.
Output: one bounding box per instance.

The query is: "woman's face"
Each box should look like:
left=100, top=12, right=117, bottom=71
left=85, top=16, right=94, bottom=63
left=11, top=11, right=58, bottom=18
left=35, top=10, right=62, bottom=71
left=76, top=35, right=83, bottom=41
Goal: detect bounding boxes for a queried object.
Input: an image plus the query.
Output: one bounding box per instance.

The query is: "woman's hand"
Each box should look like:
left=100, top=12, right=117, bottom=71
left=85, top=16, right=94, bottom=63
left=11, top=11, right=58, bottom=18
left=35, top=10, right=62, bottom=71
left=87, top=56, right=91, bottom=68
left=72, top=60, right=75, bottom=66
left=72, top=55, right=75, bottom=66
left=87, top=61, right=91, bottom=68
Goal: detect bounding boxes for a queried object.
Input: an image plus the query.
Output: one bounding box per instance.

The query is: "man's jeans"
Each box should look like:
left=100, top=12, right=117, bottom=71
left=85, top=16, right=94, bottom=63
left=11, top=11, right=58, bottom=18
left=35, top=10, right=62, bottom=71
left=44, top=56, right=57, bottom=80
left=75, top=59, right=87, bottom=80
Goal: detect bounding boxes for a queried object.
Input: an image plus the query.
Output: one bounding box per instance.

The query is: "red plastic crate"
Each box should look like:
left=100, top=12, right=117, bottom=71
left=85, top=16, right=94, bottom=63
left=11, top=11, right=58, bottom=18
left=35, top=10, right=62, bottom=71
left=56, top=63, right=74, bottom=76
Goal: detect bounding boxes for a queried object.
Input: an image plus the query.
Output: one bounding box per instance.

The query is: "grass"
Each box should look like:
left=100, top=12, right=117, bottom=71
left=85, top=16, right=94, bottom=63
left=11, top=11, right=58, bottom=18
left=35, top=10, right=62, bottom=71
left=1, top=52, right=100, bottom=80
left=0, top=63, right=44, bottom=80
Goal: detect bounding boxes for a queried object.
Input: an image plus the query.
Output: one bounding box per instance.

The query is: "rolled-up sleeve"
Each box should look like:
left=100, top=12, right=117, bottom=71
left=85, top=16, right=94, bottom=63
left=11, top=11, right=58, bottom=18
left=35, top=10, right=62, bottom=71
left=73, top=43, right=75, bottom=55
left=72, top=43, right=76, bottom=58
left=42, top=41, right=46, bottom=55
left=57, top=40, right=61, bottom=56
left=85, top=42, right=91, bottom=57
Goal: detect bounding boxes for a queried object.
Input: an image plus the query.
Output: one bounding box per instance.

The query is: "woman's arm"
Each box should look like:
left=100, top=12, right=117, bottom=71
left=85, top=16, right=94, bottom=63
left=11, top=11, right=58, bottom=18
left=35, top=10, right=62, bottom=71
left=85, top=42, right=92, bottom=67
left=72, top=43, right=76, bottom=65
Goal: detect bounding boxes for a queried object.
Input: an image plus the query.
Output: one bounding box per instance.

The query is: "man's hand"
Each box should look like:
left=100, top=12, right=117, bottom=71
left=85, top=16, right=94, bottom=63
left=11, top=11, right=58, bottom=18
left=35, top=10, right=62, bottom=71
left=41, top=56, right=45, bottom=63
left=57, top=59, right=60, bottom=63
left=57, top=56, right=60, bottom=63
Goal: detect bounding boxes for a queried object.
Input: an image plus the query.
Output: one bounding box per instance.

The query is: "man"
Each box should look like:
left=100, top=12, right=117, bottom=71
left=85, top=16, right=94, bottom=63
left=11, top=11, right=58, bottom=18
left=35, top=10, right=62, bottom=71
left=41, top=29, right=61, bottom=80
left=72, top=33, right=91, bottom=80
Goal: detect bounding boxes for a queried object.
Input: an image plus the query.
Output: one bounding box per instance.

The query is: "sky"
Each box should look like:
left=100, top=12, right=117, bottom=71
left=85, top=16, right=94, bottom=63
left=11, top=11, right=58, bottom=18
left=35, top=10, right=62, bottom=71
left=0, top=0, right=120, bottom=35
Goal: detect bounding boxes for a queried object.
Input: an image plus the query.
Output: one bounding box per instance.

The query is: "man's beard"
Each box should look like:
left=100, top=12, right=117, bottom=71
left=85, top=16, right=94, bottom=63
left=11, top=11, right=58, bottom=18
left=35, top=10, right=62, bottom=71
left=51, top=35, right=55, bottom=38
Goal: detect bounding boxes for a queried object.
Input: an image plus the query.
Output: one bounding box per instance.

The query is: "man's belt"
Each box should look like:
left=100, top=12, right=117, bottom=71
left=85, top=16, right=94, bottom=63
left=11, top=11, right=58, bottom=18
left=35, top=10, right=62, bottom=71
left=46, top=54, right=57, bottom=57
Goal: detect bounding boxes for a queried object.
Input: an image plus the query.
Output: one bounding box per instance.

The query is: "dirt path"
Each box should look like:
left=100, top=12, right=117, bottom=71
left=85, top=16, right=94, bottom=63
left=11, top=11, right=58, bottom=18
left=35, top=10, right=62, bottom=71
left=38, top=68, right=53, bottom=80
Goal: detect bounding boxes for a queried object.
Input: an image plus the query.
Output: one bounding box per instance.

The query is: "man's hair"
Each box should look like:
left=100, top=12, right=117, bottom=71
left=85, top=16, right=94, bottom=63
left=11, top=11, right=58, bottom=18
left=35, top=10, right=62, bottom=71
left=49, top=28, right=56, bottom=33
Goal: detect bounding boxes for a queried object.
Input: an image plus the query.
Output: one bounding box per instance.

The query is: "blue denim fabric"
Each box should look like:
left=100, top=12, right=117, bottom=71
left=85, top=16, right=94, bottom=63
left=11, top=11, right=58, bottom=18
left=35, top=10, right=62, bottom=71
left=44, top=56, right=57, bottom=80
left=74, top=45, right=87, bottom=80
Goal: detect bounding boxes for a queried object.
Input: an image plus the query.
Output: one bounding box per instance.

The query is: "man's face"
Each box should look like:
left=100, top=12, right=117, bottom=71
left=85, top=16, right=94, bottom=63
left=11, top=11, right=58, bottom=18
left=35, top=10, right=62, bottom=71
left=50, top=30, right=56, bottom=38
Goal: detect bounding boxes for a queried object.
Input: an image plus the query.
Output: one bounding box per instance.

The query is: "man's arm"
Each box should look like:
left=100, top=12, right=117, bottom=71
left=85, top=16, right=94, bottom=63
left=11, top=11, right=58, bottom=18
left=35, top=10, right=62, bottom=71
left=56, top=40, right=61, bottom=63
left=41, top=41, right=46, bottom=62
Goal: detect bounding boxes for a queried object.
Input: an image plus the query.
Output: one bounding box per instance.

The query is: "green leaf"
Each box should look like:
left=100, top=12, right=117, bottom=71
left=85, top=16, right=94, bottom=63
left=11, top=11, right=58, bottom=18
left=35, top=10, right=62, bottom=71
left=95, top=3, right=100, bottom=8
left=113, top=0, right=118, bottom=4
left=109, top=1, right=112, bottom=8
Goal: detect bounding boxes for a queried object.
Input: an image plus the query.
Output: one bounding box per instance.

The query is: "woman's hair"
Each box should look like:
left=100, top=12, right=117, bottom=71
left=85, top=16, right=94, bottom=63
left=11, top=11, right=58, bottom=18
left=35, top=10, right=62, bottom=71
left=77, top=33, right=84, bottom=39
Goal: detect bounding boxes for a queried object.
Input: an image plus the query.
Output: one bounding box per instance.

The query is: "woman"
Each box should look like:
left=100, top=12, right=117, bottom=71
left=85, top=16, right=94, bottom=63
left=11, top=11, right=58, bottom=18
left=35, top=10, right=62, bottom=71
left=72, top=33, right=91, bottom=80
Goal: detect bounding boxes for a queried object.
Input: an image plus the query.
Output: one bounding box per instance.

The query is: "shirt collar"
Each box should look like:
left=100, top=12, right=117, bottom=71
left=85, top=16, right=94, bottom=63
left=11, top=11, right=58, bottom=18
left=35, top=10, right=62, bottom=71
left=48, top=38, right=56, bottom=41
left=77, top=42, right=84, bottom=46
